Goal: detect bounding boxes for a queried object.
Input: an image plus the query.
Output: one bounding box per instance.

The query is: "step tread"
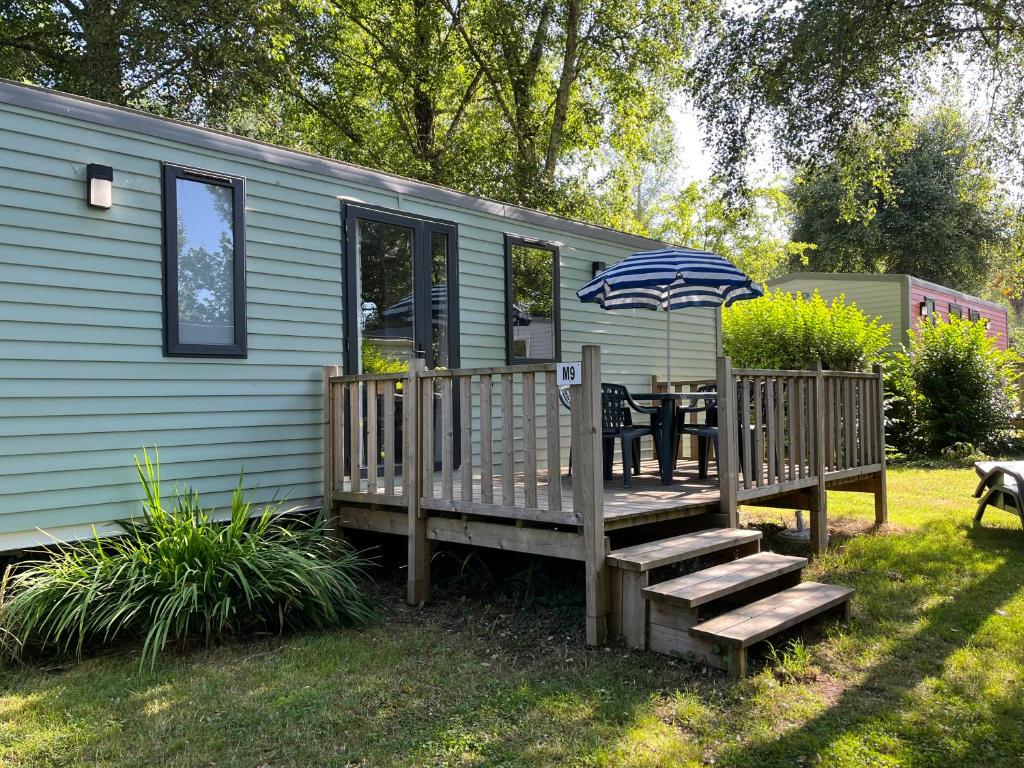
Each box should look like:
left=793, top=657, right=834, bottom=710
left=642, top=552, right=807, bottom=608
left=606, top=528, right=762, bottom=572
left=689, top=581, right=854, bottom=647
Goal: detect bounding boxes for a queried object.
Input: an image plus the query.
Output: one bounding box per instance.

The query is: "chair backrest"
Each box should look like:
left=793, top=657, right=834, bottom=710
left=601, top=383, right=631, bottom=430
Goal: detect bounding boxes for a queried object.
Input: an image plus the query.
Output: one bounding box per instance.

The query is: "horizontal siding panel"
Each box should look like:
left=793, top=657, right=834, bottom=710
left=0, top=451, right=322, bottom=497
left=0, top=467, right=323, bottom=521
left=0, top=437, right=321, bottom=478
left=0, top=480, right=324, bottom=536
left=0, top=393, right=321, bottom=418
left=0, top=423, right=320, bottom=458
left=0, top=408, right=319, bottom=437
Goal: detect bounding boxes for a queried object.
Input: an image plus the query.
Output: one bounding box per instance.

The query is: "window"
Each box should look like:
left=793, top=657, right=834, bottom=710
left=162, top=164, right=246, bottom=357
left=969, top=309, right=982, bottom=322
left=949, top=303, right=963, bottom=319
left=505, top=234, right=560, bottom=363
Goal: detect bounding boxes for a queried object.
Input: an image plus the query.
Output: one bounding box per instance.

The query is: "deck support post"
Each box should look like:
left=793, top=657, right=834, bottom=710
left=574, top=344, right=608, bottom=645
left=716, top=356, right=739, bottom=528
left=406, top=358, right=430, bottom=604
left=873, top=363, right=889, bottom=525
left=810, top=360, right=829, bottom=554
left=322, top=365, right=340, bottom=536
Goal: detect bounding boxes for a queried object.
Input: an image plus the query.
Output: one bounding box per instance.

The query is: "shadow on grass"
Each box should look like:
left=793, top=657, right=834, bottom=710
left=717, top=519, right=1024, bottom=767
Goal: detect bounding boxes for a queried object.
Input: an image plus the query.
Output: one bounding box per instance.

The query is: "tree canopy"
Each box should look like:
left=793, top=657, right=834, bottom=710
left=692, top=1, right=1024, bottom=193
left=789, top=109, right=1008, bottom=293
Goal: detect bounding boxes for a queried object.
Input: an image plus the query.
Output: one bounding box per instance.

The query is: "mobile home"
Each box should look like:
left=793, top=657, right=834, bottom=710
left=768, top=272, right=1010, bottom=350
left=0, top=79, right=718, bottom=550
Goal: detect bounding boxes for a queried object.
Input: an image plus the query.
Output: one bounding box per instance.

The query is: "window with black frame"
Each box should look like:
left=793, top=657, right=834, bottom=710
left=949, top=303, right=964, bottom=319
left=505, top=235, right=560, bottom=364
left=161, top=164, right=246, bottom=357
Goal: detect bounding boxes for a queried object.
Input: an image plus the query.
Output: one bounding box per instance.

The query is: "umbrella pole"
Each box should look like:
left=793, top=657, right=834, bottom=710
left=666, top=308, right=671, bottom=384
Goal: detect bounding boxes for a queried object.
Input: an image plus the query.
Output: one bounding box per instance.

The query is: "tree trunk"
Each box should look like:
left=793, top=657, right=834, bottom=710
left=544, top=0, right=581, bottom=180
left=411, top=0, right=441, bottom=182
left=78, top=0, right=126, bottom=104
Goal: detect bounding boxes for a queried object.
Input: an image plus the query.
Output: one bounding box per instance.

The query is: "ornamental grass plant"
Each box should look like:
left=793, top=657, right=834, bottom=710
left=0, top=450, right=374, bottom=667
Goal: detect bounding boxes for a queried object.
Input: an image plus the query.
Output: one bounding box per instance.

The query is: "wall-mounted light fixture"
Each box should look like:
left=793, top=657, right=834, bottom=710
left=86, top=163, right=113, bottom=209
left=919, top=297, right=934, bottom=318
left=591, top=261, right=607, bottom=278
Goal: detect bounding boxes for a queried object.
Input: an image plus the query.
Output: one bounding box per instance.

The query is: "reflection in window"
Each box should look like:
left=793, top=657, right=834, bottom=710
left=506, top=236, right=559, bottom=363
left=949, top=303, right=963, bottom=319
left=162, top=165, right=245, bottom=357
left=358, top=220, right=415, bottom=373
left=431, top=231, right=450, bottom=368
left=176, top=180, right=235, bottom=345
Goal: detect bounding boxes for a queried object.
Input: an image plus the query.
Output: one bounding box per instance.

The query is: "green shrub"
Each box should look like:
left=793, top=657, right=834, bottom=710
left=892, top=317, right=1018, bottom=455
left=722, top=289, right=891, bottom=370
left=0, top=450, right=374, bottom=666
left=882, top=351, right=927, bottom=458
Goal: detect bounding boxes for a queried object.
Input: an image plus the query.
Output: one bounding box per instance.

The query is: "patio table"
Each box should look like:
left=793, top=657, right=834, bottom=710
left=633, top=391, right=717, bottom=485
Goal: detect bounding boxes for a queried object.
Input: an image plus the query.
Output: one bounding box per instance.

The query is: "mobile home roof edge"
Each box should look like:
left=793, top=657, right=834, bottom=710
left=770, top=272, right=1007, bottom=314
left=0, top=78, right=670, bottom=252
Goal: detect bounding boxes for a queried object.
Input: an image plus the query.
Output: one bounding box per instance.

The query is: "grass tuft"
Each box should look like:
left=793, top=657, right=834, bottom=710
left=0, top=449, right=374, bottom=667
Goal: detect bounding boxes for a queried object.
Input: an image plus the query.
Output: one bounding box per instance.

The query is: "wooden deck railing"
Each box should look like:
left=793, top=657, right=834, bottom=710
left=414, top=364, right=575, bottom=524
left=822, top=370, right=886, bottom=480
left=728, top=367, right=821, bottom=502
left=717, top=359, right=886, bottom=550
left=323, top=369, right=409, bottom=507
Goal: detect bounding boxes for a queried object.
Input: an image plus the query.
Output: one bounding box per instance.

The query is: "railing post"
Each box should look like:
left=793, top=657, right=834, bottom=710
left=716, top=356, right=739, bottom=528
left=322, top=365, right=340, bottom=535
left=874, top=362, right=889, bottom=525
left=810, top=360, right=829, bottom=554
left=406, top=358, right=429, bottom=604
left=572, top=344, right=608, bottom=645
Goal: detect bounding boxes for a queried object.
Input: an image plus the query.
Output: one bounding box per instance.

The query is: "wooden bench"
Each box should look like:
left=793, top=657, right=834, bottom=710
left=973, top=461, right=1024, bottom=528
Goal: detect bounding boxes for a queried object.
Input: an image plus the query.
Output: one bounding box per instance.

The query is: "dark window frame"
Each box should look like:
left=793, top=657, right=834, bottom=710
left=342, top=202, right=460, bottom=375
left=504, top=234, right=561, bottom=365
left=161, top=163, right=247, bottom=358
left=949, top=303, right=964, bottom=319
left=969, top=309, right=982, bottom=322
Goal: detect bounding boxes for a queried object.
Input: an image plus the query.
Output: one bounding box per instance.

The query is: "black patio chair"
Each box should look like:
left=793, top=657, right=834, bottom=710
left=677, top=383, right=778, bottom=480
left=677, top=385, right=720, bottom=479
left=601, top=383, right=658, bottom=487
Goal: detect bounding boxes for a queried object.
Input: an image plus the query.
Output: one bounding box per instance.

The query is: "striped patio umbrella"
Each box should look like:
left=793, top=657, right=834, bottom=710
left=576, top=247, right=763, bottom=380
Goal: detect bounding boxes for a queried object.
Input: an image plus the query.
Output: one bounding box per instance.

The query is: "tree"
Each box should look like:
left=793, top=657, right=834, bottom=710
left=789, top=109, right=1008, bottom=293
left=691, top=1, right=1024, bottom=194
left=653, top=180, right=813, bottom=286
left=0, top=1, right=296, bottom=122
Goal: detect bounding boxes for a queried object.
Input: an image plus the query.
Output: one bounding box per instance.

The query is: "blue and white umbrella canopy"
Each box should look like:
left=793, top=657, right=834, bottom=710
left=577, top=247, right=763, bottom=380
left=576, top=247, right=762, bottom=310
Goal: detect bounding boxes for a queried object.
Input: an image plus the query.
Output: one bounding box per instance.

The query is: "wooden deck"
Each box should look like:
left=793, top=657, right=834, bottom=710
left=334, top=458, right=722, bottom=530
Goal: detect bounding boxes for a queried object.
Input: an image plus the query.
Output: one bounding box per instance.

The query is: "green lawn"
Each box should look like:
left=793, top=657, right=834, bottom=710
left=2, top=467, right=1023, bottom=767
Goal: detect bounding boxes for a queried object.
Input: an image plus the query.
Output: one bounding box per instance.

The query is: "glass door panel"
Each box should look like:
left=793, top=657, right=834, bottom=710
left=430, top=231, right=450, bottom=369
left=356, top=219, right=416, bottom=373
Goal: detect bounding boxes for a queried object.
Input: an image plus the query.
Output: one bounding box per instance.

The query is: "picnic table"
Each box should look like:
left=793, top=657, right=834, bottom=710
left=973, top=461, right=1024, bottom=528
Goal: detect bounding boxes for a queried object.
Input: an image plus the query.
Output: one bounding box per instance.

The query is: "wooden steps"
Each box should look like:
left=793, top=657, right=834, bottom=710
left=606, top=528, right=762, bottom=572
left=607, top=528, right=761, bottom=650
left=690, top=582, right=854, bottom=677
left=606, top=527, right=853, bottom=678
left=642, top=551, right=807, bottom=609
